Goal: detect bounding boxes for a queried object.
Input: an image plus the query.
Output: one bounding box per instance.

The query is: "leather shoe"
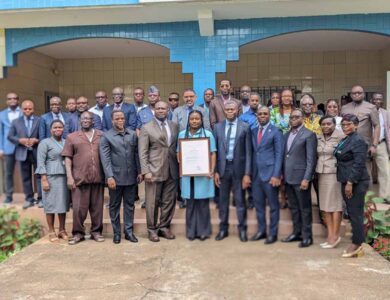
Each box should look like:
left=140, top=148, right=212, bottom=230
left=3, top=197, right=12, bottom=204
left=282, top=233, right=302, bottom=243
left=199, top=235, right=208, bottom=241
left=91, top=234, right=105, bottom=242
left=113, top=234, right=121, bottom=244
left=299, top=238, right=313, bottom=248
left=22, top=200, right=34, bottom=209
left=179, top=200, right=186, bottom=209
left=239, top=231, right=248, bottom=242
left=125, top=232, right=138, bottom=243
left=264, top=236, right=277, bottom=245
left=158, top=228, right=175, bottom=239
left=148, top=231, right=160, bottom=242
left=250, top=231, right=267, bottom=241
left=215, top=231, right=228, bottom=241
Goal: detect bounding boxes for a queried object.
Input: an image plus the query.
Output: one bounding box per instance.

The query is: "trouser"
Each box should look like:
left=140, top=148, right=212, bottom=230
left=109, top=184, right=136, bottom=236
left=218, top=161, right=247, bottom=232
left=71, top=184, right=104, bottom=237
left=4, top=154, right=17, bottom=199
left=20, top=151, right=41, bottom=202
left=285, top=183, right=313, bottom=240
left=373, top=142, right=390, bottom=198
left=252, top=177, right=280, bottom=237
left=145, top=175, right=177, bottom=232
left=341, top=181, right=369, bottom=245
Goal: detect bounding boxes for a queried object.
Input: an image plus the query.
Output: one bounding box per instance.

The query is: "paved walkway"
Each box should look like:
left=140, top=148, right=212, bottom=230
left=0, top=235, right=389, bottom=299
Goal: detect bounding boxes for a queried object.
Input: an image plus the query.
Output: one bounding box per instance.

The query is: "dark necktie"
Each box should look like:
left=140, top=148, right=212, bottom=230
left=114, top=104, right=121, bottom=110
left=226, top=122, right=233, bottom=154
left=54, top=114, right=59, bottom=120
left=27, top=117, right=32, bottom=136
left=257, top=126, right=263, bottom=145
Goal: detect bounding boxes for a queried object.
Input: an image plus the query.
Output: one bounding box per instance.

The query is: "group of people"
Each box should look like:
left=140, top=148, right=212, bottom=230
left=1, top=80, right=389, bottom=259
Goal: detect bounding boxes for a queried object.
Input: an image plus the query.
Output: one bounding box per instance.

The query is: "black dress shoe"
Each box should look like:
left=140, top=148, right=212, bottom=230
left=188, top=236, right=195, bottom=241
left=179, top=200, right=186, bottom=209
left=281, top=234, right=302, bottom=243
left=250, top=231, right=267, bottom=241
left=125, top=232, right=138, bottom=243
left=264, top=236, right=277, bottom=245
left=199, top=235, right=208, bottom=241
left=141, top=201, right=146, bottom=209
left=215, top=231, right=228, bottom=241
left=239, top=231, right=248, bottom=242
left=113, top=234, right=121, bottom=244
left=299, top=238, right=313, bottom=248
left=247, top=203, right=254, bottom=210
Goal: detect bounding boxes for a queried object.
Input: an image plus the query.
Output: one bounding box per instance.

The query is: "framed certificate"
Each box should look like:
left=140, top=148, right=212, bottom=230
left=179, top=138, right=211, bottom=177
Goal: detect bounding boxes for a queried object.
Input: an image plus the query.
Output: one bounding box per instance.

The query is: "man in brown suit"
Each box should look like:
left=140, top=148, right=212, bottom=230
left=209, top=79, right=242, bottom=129
left=138, top=101, right=179, bottom=242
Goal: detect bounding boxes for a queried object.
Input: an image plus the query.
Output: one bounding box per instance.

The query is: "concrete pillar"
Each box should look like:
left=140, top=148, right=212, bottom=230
left=0, top=28, right=5, bottom=78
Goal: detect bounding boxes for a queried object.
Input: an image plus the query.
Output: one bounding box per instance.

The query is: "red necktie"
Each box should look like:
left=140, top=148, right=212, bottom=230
left=257, top=127, right=263, bottom=145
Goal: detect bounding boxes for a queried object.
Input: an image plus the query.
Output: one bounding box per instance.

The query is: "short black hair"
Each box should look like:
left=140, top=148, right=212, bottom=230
left=319, top=115, right=336, bottom=125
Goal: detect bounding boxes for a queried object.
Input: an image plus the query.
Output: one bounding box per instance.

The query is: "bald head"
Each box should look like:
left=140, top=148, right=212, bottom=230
left=21, top=100, right=34, bottom=118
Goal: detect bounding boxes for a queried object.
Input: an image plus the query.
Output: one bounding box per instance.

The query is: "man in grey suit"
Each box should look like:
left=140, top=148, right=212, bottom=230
left=139, top=101, right=179, bottom=242
left=172, top=88, right=211, bottom=132
left=100, top=110, right=143, bottom=244
left=8, top=100, right=42, bottom=209
left=282, top=108, right=317, bottom=248
left=214, top=100, right=252, bottom=242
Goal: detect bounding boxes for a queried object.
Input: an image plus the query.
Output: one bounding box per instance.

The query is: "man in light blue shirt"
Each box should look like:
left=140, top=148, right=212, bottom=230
left=240, top=85, right=251, bottom=114
left=0, top=92, right=21, bottom=203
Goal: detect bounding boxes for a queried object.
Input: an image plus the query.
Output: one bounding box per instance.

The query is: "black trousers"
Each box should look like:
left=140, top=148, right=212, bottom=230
left=109, top=184, right=136, bottom=235
left=285, top=183, right=313, bottom=239
left=20, top=151, right=42, bottom=202
left=341, top=180, right=369, bottom=245
left=3, top=154, right=17, bottom=199
left=219, top=162, right=247, bottom=232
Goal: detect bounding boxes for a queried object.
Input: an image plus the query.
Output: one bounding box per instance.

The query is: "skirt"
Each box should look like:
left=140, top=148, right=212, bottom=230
left=318, top=173, right=343, bottom=212
left=42, top=174, right=70, bottom=214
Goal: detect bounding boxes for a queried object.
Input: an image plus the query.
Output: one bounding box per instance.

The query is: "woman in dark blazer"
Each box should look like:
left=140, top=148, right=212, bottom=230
left=334, top=114, right=370, bottom=258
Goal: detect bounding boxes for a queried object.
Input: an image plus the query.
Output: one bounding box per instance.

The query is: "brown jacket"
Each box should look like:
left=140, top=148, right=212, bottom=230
left=138, top=119, right=179, bottom=181
left=209, top=95, right=242, bottom=129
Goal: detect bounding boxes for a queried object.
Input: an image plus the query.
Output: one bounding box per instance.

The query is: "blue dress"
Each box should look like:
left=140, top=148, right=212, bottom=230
left=177, top=128, right=216, bottom=199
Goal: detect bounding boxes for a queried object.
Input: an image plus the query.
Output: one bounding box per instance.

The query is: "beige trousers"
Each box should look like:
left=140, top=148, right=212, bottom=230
left=373, top=142, right=390, bottom=198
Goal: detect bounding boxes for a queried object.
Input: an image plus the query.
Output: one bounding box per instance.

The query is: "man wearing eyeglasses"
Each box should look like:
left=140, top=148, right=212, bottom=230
left=341, top=85, right=380, bottom=181
left=0, top=92, right=21, bottom=203
left=209, top=79, right=242, bottom=129
left=133, top=87, right=147, bottom=113
left=240, top=85, right=252, bottom=114
left=89, top=91, right=109, bottom=121
left=168, top=92, right=180, bottom=117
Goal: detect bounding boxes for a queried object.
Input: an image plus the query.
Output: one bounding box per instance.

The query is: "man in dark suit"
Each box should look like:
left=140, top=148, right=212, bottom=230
left=0, top=92, right=21, bottom=204
left=100, top=110, right=143, bottom=244
left=39, top=96, right=69, bottom=140
left=209, top=79, right=242, bottom=129
left=282, top=108, right=317, bottom=248
left=138, top=101, right=179, bottom=242
left=64, top=96, right=102, bottom=137
left=251, top=106, right=284, bottom=244
left=8, top=100, right=41, bottom=209
left=102, top=87, right=137, bottom=132
left=214, top=100, right=252, bottom=242
left=200, top=88, right=214, bottom=118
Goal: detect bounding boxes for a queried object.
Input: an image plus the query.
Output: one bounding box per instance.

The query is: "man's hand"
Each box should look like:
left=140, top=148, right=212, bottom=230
left=269, top=177, right=281, bottom=187
left=29, top=138, right=39, bottom=145
left=18, top=138, right=29, bottom=147
left=137, top=174, right=144, bottom=184
left=144, top=173, right=154, bottom=183
left=242, top=175, right=251, bottom=190
left=67, top=177, right=76, bottom=190
left=345, top=182, right=353, bottom=199
left=369, top=146, right=377, bottom=156
left=107, top=177, right=116, bottom=190
left=300, top=179, right=309, bottom=190
left=0, top=151, right=4, bottom=160
left=214, top=172, right=221, bottom=188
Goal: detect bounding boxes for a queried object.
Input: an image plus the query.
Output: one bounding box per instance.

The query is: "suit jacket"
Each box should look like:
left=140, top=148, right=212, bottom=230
left=251, top=123, right=284, bottom=182
left=102, top=102, right=137, bottom=132
left=213, top=119, right=251, bottom=179
left=99, top=128, right=140, bottom=186
left=209, top=95, right=242, bottom=129
left=335, top=132, right=370, bottom=183
left=39, top=111, right=70, bottom=140
left=172, top=105, right=211, bottom=132
left=0, top=108, right=21, bottom=155
left=64, top=111, right=102, bottom=137
left=378, top=107, right=390, bottom=152
left=8, top=115, right=40, bottom=161
left=138, top=119, right=179, bottom=181
left=283, top=126, right=317, bottom=185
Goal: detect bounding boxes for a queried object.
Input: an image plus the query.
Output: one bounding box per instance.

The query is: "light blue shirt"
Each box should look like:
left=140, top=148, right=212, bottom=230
left=8, top=107, right=21, bottom=123
left=51, top=112, right=65, bottom=123
left=225, top=119, right=237, bottom=161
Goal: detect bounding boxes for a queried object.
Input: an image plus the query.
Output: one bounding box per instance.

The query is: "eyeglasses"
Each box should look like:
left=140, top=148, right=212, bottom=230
left=169, top=98, right=179, bottom=101
left=289, top=115, right=302, bottom=120
left=327, top=105, right=338, bottom=108
left=80, top=117, right=92, bottom=120
left=341, top=122, right=354, bottom=127
left=95, top=96, right=106, bottom=99
left=112, top=93, right=123, bottom=96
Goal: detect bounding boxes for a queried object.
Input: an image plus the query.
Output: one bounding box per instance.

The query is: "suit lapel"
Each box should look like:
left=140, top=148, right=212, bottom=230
left=221, top=122, right=227, bottom=152
left=258, top=125, right=271, bottom=149
left=30, top=117, right=39, bottom=136
left=288, top=128, right=304, bottom=153
left=152, top=119, right=167, bottom=146
left=234, top=121, right=242, bottom=148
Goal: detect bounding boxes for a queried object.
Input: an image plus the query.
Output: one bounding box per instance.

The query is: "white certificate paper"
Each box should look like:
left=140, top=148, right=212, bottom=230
left=179, top=138, right=210, bottom=176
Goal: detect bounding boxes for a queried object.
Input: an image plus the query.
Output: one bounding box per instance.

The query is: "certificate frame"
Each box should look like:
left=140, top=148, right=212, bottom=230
left=179, top=138, right=211, bottom=177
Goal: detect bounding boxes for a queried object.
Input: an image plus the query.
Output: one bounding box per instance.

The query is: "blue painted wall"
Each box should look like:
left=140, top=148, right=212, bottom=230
left=0, top=0, right=138, bottom=10
left=5, top=13, right=390, bottom=103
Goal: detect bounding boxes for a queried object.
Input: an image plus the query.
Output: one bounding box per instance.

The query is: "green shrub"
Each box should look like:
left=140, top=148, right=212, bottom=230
left=0, top=207, right=42, bottom=263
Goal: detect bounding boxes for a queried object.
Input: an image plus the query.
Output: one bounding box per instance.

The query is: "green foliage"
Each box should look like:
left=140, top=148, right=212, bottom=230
left=0, top=207, right=42, bottom=263
left=364, top=192, right=390, bottom=261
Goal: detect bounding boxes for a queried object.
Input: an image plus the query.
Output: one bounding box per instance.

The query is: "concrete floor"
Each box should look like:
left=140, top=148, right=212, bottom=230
left=0, top=235, right=389, bottom=300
